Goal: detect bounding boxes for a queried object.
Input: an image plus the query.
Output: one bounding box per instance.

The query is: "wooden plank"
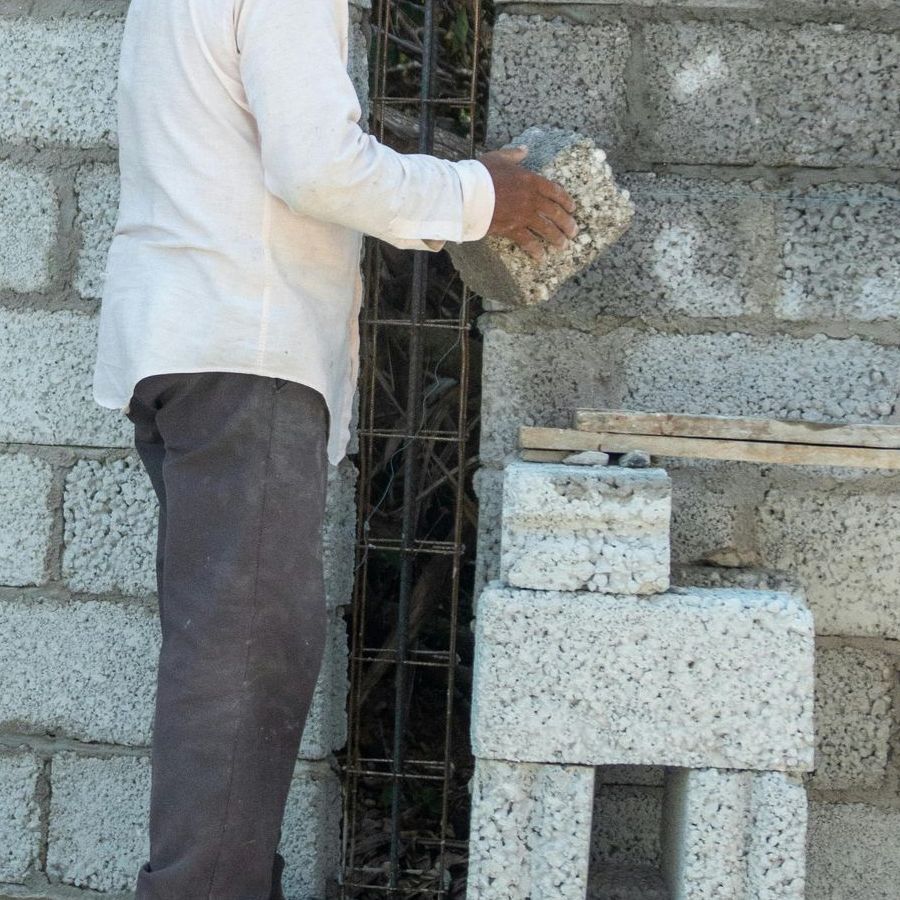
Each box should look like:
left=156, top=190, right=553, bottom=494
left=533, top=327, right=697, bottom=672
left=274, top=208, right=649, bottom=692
left=573, top=409, right=900, bottom=450
left=517, top=426, right=604, bottom=452
left=520, top=449, right=570, bottom=463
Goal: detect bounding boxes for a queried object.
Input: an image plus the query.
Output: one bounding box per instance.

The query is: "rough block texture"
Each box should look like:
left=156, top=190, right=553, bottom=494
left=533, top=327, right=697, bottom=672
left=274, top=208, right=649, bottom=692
left=758, top=487, right=900, bottom=639
left=0, top=18, right=122, bottom=147
left=499, top=461, right=670, bottom=594
left=806, top=803, right=900, bottom=900
left=466, top=758, right=595, bottom=900
left=0, top=452, right=54, bottom=587
left=486, top=15, right=629, bottom=148
left=591, top=783, right=662, bottom=870
left=472, top=465, right=504, bottom=603
left=811, top=646, right=894, bottom=791
left=643, top=23, right=900, bottom=167
left=75, top=163, right=118, bottom=301
left=447, top=126, right=634, bottom=309
left=0, top=751, right=42, bottom=884
left=471, top=583, right=815, bottom=770
left=590, top=866, right=668, bottom=900
left=661, top=768, right=807, bottom=899
left=0, top=162, right=57, bottom=293
left=0, top=307, right=132, bottom=448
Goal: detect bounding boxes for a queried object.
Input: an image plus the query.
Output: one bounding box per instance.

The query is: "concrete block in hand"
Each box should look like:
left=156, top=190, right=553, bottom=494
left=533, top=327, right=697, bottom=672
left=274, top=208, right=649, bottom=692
left=446, top=126, right=634, bottom=309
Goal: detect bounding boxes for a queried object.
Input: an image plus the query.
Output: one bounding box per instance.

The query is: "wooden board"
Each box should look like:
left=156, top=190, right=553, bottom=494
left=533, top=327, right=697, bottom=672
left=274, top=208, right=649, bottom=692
left=519, top=426, right=900, bottom=470
left=573, top=409, right=900, bottom=450
left=519, top=449, right=570, bottom=463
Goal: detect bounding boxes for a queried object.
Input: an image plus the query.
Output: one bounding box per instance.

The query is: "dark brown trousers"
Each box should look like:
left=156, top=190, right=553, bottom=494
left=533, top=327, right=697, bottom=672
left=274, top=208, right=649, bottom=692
left=126, top=372, right=331, bottom=900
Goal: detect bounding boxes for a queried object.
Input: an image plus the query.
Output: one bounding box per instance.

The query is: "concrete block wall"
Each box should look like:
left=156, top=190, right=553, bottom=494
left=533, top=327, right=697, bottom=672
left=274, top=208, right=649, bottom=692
left=0, top=1, right=369, bottom=896
left=475, top=1, right=900, bottom=894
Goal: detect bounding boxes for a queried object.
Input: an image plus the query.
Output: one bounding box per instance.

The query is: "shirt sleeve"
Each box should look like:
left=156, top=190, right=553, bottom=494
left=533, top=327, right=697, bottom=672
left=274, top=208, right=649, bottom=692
left=233, top=0, right=496, bottom=252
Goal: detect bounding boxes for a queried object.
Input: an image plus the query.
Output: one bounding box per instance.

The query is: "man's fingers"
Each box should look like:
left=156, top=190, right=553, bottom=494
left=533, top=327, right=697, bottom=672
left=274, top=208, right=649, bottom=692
left=528, top=211, right=570, bottom=249
left=537, top=199, right=579, bottom=240
left=511, top=227, right=546, bottom=262
left=536, top=177, right=576, bottom=214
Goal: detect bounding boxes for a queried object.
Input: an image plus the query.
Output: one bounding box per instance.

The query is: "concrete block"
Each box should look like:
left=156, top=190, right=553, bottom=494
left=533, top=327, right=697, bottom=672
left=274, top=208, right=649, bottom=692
left=0, top=751, right=42, bottom=884
left=321, top=459, right=359, bottom=612
left=486, top=15, right=629, bottom=149
left=466, top=757, right=595, bottom=900
left=806, top=803, right=900, bottom=900
left=776, top=183, right=900, bottom=322
left=348, top=9, right=370, bottom=119
left=0, top=307, right=132, bottom=448
left=0, top=162, right=57, bottom=292
left=758, top=487, right=900, bottom=638
left=810, top=646, right=893, bottom=791
left=0, top=452, right=55, bottom=587
left=591, top=784, right=662, bottom=869
left=447, top=127, right=634, bottom=309
left=590, top=866, right=669, bottom=900
left=0, top=18, right=121, bottom=147
left=661, top=768, right=807, bottom=899
left=499, top=461, right=670, bottom=594
left=471, top=583, right=815, bottom=770
left=74, top=163, right=119, bottom=301
left=301, top=607, right=349, bottom=759
left=643, top=22, right=900, bottom=167
left=472, top=465, right=504, bottom=604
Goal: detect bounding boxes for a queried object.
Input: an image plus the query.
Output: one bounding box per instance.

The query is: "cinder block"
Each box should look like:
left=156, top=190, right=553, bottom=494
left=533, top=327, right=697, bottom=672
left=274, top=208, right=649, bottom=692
left=661, top=768, right=807, bottom=899
left=499, top=461, right=670, bottom=594
left=0, top=18, right=121, bottom=147
left=590, top=866, right=669, bottom=900
left=321, top=459, right=360, bottom=612
left=471, top=583, right=815, bottom=770
left=810, top=646, right=893, bottom=790
left=75, top=163, right=119, bottom=301
left=47, top=752, right=339, bottom=896
left=758, top=487, right=900, bottom=639
left=806, top=803, right=900, bottom=900
left=643, top=22, right=899, bottom=167
left=0, top=452, right=55, bottom=586
left=776, top=183, right=900, bottom=322
left=591, top=783, right=663, bottom=870
left=347, top=9, right=370, bottom=117
left=302, top=607, right=349, bottom=759
left=486, top=15, right=629, bottom=149
left=0, top=162, right=57, bottom=292
left=447, top=127, right=634, bottom=309
left=0, top=751, right=42, bottom=884
left=0, top=307, right=132, bottom=448
left=472, top=465, right=503, bottom=604
left=466, top=757, right=595, bottom=900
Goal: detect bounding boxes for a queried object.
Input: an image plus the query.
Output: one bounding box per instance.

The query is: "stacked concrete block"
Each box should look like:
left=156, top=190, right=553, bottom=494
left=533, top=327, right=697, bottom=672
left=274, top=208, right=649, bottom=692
left=0, top=751, right=43, bottom=884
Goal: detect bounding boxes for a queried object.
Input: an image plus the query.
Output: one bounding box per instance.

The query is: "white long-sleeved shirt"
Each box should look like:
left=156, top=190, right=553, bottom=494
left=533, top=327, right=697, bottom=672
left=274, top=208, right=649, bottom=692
left=92, top=0, right=496, bottom=465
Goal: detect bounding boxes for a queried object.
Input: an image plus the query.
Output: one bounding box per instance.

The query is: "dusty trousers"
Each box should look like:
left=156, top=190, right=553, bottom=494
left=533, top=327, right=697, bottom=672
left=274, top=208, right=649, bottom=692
left=126, top=371, right=331, bottom=900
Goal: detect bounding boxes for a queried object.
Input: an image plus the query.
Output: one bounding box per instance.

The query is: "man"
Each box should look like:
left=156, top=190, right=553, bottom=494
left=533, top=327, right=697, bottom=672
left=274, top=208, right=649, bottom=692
left=92, top=0, right=578, bottom=896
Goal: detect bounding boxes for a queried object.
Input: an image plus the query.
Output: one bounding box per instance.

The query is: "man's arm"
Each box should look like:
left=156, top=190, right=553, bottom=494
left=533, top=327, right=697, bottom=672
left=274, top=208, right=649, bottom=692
left=234, top=0, right=494, bottom=251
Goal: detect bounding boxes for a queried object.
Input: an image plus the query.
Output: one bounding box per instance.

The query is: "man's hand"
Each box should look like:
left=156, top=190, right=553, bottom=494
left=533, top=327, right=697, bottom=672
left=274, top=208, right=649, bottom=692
left=477, top=146, right=579, bottom=262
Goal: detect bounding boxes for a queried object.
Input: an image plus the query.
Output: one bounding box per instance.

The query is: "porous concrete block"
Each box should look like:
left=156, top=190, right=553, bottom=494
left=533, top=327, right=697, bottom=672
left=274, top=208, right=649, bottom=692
left=499, top=461, right=670, bottom=594
left=473, top=465, right=503, bottom=604
left=471, top=584, right=815, bottom=770
left=806, top=803, right=900, bottom=900
left=447, top=127, right=634, bottom=309
left=47, top=752, right=150, bottom=892
left=348, top=8, right=370, bottom=118
left=0, top=162, right=57, bottom=292
left=75, top=163, right=119, bottom=301
left=643, top=22, right=899, bottom=167
left=0, top=18, right=122, bottom=147
left=758, top=487, right=900, bottom=638
left=661, top=768, right=807, bottom=899
left=466, top=757, right=595, bottom=900
left=591, top=783, right=663, bottom=869
left=486, top=15, right=629, bottom=148
left=776, top=183, right=900, bottom=322
left=810, top=646, right=893, bottom=791
left=0, top=452, right=54, bottom=586
left=321, top=459, right=359, bottom=611
left=590, top=866, right=669, bottom=900
left=300, top=607, right=349, bottom=759
left=0, top=307, right=132, bottom=448
left=0, top=751, right=42, bottom=883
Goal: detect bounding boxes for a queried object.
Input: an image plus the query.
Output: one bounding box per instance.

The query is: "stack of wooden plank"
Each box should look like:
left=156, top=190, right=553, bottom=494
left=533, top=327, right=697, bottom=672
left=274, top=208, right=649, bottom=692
left=518, top=410, right=900, bottom=470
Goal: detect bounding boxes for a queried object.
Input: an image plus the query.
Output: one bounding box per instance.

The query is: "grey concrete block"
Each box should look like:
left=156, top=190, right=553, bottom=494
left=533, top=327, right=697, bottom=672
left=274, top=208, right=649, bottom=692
left=806, top=803, right=900, bottom=900
left=486, top=15, right=629, bottom=150
left=0, top=452, right=54, bottom=587
left=301, top=607, right=349, bottom=759
left=0, top=162, right=57, bottom=293
left=499, top=461, right=670, bottom=594
left=661, top=768, right=807, bottom=899
left=810, top=646, right=893, bottom=791
left=0, top=18, right=122, bottom=147
left=472, top=465, right=503, bottom=604
left=643, top=22, right=900, bottom=167
left=471, top=584, right=815, bottom=770
left=758, top=487, right=900, bottom=638
left=322, top=459, right=359, bottom=612
left=0, top=307, right=132, bottom=448
left=0, top=751, right=42, bottom=884
left=466, top=757, right=595, bottom=900
left=776, top=183, right=900, bottom=322
left=447, top=127, right=634, bottom=309
left=589, top=866, right=669, bottom=900
left=591, top=784, right=663, bottom=869
left=74, top=163, right=119, bottom=301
